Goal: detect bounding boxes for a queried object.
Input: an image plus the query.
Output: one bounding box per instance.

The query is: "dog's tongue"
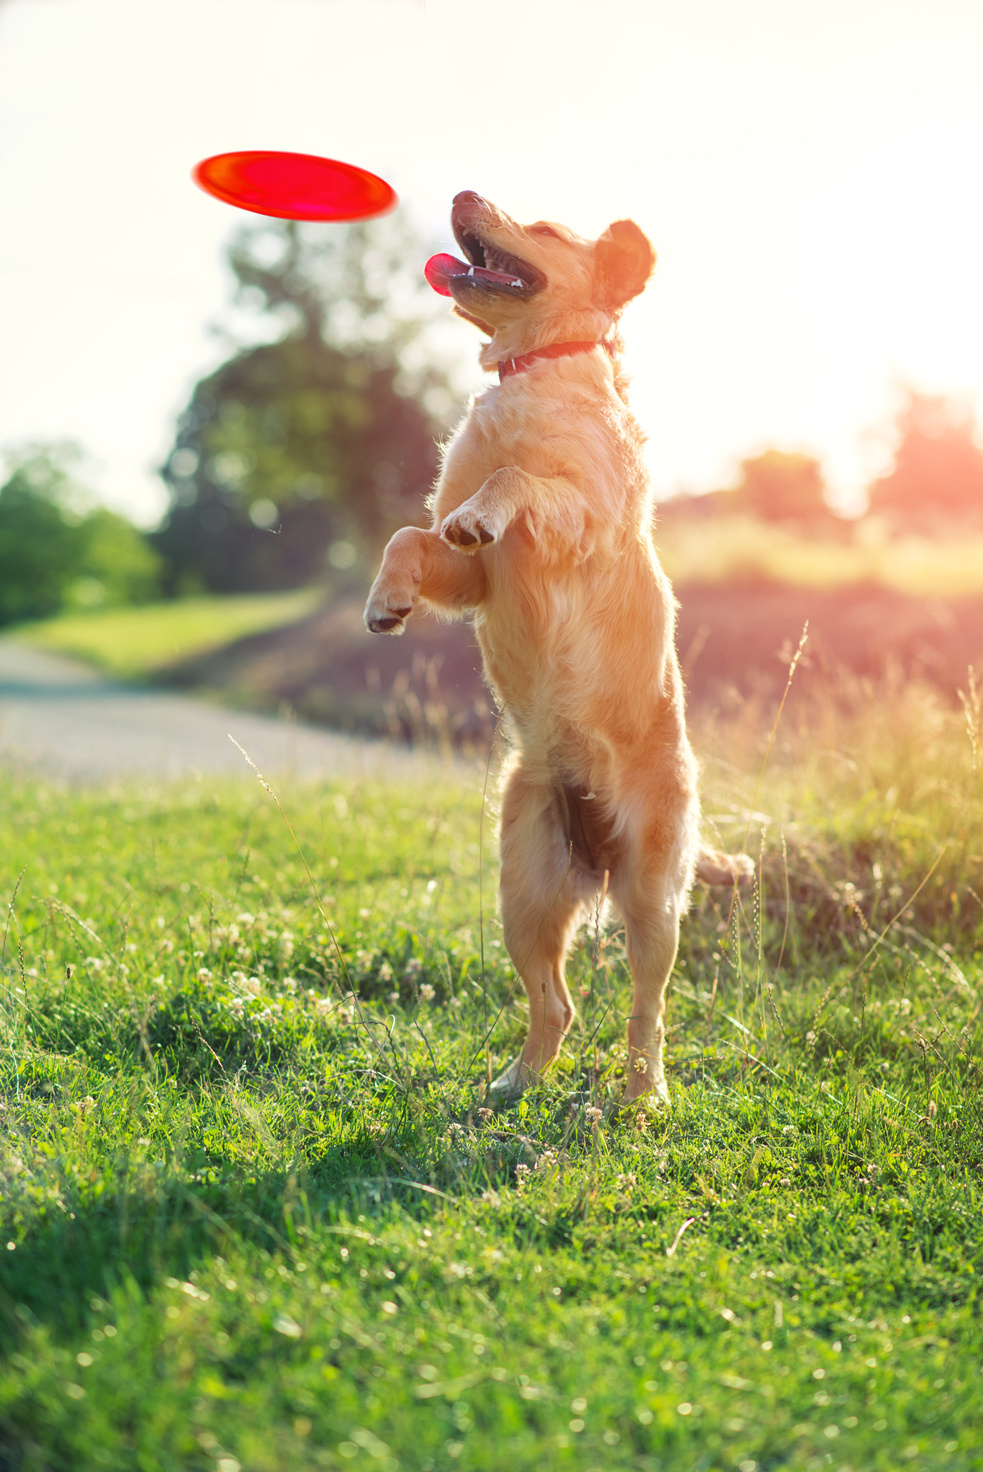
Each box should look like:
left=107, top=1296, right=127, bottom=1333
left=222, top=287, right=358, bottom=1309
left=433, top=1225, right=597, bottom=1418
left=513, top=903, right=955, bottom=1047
left=424, top=252, right=466, bottom=296
left=425, top=252, right=526, bottom=296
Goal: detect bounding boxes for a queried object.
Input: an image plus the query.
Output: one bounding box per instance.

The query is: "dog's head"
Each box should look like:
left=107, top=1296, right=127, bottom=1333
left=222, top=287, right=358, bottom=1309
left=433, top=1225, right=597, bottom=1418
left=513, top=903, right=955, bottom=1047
left=430, top=192, right=656, bottom=363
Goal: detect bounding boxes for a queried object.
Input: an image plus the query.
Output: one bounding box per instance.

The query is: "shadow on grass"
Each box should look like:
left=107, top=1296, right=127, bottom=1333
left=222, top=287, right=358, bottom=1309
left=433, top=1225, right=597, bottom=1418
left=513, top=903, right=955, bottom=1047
left=0, top=1092, right=642, bottom=1356
left=0, top=1142, right=445, bottom=1353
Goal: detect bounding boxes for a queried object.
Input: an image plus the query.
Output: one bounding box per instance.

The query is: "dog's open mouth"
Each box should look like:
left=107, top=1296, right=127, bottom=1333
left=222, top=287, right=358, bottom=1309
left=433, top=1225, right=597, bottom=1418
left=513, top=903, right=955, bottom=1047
left=425, top=225, right=545, bottom=299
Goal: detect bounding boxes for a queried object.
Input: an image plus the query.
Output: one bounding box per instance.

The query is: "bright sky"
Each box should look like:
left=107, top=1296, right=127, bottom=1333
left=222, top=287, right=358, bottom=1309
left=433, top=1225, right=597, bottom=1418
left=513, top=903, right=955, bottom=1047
left=2, top=0, right=982, bottom=524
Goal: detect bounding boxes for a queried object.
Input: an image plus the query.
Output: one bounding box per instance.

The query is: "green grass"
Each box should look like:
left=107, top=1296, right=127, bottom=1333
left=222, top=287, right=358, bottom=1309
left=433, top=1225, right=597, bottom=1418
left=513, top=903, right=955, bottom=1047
left=10, top=588, right=325, bottom=679
left=1, top=685, right=981, bottom=1471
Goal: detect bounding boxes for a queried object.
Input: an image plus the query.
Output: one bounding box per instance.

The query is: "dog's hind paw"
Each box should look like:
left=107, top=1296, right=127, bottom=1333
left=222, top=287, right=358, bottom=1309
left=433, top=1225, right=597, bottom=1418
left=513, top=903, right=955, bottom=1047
left=488, top=1056, right=544, bottom=1102
left=619, top=1075, right=670, bottom=1111
left=440, top=500, right=499, bottom=552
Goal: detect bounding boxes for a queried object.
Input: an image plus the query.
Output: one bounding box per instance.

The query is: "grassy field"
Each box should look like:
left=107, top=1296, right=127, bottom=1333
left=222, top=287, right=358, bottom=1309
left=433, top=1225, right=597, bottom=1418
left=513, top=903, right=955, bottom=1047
left=11, top=519, right=983, bottom=693
left=654, top=517, right=983, bottom=597
left=10, top=589, right=325, bottom=680
left=1, top=682, right=981, bottom=1471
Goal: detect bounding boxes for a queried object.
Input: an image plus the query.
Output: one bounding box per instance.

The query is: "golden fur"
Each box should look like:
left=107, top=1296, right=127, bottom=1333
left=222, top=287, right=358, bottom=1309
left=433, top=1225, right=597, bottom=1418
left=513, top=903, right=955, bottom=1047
left=365, top=192, right=747, bottom=1105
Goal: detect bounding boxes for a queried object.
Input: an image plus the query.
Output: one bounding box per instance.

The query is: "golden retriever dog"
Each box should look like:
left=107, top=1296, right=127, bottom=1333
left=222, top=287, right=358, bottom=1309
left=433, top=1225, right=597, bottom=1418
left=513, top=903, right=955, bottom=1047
left=365, top=190, right=747, bottom=1107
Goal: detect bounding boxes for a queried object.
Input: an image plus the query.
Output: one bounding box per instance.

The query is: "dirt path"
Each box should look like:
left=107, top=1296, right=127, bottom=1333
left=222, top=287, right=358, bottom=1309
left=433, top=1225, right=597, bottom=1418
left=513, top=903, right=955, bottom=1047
left=0, top=639, right=465, bottom=786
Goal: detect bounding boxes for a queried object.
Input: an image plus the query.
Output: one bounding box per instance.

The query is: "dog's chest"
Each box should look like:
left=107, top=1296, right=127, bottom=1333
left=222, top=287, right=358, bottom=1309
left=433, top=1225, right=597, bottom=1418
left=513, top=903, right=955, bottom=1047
left=447, top=383, right=581, bottom=495
left=465, top=390, right=541, bottom=477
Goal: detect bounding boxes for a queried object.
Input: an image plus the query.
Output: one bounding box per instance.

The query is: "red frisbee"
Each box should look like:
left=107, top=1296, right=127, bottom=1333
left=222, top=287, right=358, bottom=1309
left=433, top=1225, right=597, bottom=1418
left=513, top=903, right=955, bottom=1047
left=192, top=151, right=397, bottom=222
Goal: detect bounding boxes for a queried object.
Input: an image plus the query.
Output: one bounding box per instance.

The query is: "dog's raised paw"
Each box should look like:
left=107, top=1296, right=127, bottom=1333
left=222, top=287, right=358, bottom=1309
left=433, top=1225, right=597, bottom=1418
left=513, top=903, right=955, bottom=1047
left=440, top=504, right=497, bottom=552
left=364, top=598, right=413, bottom=634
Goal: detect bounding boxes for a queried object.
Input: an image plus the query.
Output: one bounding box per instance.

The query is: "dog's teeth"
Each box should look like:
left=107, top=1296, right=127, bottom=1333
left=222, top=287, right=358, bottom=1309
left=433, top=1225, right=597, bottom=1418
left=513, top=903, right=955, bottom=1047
left=468, top=266, right=475, bottom=277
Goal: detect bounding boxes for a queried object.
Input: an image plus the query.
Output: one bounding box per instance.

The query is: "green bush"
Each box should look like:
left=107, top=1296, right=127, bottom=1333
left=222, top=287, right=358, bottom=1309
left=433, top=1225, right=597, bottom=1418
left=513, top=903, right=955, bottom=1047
left=0, top=444, right=162, bottom=625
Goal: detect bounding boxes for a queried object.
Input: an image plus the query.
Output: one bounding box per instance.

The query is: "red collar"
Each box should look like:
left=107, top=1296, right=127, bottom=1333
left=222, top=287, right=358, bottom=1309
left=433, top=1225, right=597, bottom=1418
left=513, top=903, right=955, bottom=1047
left=498, top=338, right=614, bottom=382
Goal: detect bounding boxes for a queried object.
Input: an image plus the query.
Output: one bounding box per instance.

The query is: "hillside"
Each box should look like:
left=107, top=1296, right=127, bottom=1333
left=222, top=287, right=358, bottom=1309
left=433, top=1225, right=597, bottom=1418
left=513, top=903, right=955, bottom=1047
left=153, top=580, right=983, bottom=748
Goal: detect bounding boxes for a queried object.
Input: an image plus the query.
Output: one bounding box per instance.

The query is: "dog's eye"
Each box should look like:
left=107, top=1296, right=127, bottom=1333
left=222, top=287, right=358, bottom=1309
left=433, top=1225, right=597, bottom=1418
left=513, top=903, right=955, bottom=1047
left=530, top=225, right=560, bottom=238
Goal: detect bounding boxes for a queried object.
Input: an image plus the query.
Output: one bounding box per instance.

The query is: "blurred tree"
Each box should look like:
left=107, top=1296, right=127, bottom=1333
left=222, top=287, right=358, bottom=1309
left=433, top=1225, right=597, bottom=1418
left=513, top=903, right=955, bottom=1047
left=867, top=389, right=983, bottom=533
left=660, top=449, right=839, bottom=529
left=0, top=446, right=83, bottom=623
left=75, top=505, right=162, bottom=608
left=729, top=450, right=833, bottom=524
left=0, top=445, right=161, bottom=625
left=154, top=216, right=460, bottom=594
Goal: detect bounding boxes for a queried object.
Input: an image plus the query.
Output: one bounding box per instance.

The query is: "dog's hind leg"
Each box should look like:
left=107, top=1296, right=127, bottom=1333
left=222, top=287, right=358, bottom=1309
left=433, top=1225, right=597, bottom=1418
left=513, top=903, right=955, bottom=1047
left=611, top=869, right=684, bottom=1108
left=490, top=763, right=590, bottom=1099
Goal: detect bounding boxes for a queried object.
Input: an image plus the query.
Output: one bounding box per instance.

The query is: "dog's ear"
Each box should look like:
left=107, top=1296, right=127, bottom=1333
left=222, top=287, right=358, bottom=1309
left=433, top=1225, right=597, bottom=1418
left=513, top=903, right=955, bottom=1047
left=595, top=220, right=656, bottom=308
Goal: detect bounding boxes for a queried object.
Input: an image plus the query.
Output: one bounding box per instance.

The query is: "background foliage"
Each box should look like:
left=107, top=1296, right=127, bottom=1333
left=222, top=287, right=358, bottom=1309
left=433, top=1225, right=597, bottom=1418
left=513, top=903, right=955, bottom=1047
left=867, top=390, right=983, bottom=533
left=0, top=445, right=161, bottom=626
left=152, top=216, right=460, bottom=595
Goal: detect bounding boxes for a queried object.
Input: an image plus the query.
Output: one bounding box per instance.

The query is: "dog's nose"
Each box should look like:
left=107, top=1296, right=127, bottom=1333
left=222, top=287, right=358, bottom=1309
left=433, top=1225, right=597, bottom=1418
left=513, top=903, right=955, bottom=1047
left=453, top=190, right=485, bottom=209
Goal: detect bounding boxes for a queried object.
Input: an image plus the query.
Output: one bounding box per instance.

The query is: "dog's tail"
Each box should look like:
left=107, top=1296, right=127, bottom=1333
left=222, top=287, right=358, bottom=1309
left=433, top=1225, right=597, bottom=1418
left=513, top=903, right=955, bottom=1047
left=695, top=846, right=755, bottom=887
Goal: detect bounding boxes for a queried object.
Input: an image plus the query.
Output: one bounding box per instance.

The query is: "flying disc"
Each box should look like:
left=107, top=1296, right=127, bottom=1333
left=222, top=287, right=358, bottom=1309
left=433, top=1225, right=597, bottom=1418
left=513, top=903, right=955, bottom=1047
left=192, top=151, right=397, bottom=222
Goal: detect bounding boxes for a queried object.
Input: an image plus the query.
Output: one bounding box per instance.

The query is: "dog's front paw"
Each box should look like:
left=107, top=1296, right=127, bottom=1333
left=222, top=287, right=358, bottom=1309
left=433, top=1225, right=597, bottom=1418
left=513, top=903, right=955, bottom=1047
left=440, top=499, right=500, bottom=553
left=364, top=585, right=415, bottom=634
left=364, top=529, right=425, bottom=633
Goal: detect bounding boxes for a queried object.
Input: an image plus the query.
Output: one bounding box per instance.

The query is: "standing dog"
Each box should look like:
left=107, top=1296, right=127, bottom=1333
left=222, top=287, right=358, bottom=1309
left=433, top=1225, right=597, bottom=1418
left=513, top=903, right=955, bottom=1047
left=365, top=191, right=746, bottom=1106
